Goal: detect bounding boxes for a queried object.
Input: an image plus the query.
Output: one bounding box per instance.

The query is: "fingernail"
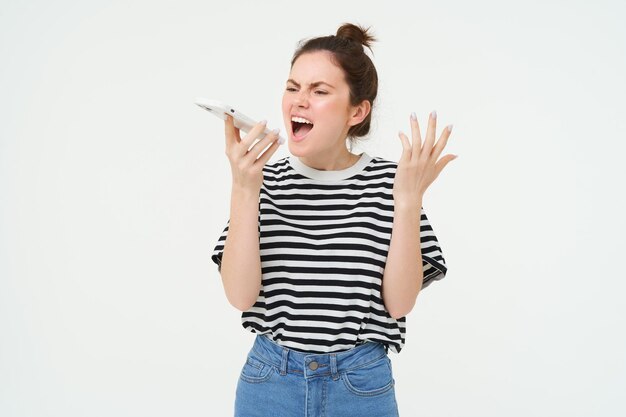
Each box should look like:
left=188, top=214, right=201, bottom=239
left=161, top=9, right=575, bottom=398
left=453, top=154, right=458, bottom=159
left=260, top=119, right=267, bottom=125
left=430, top=110, right=437, bottom=119
left=278, top=137, right=285, bottom=145
left=447, top=124, right=453, bottom=133
left=410, top=112, right=416, bottom=121
left=271, top=128, right=280, bottom=134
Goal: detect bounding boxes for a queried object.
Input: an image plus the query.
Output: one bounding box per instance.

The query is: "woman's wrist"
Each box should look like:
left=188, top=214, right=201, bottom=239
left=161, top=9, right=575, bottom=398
left=394, top=196, right=423, bottom=211
left=231, top=184, right=260, bottom=201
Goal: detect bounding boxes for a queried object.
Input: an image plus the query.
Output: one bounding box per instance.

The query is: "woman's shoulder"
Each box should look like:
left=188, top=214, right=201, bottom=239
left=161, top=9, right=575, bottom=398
left=366, top=155, right=399, bottom=175
left=368, top=154, right=398, bottom=166
left=262, top=156, right=290, bottom=174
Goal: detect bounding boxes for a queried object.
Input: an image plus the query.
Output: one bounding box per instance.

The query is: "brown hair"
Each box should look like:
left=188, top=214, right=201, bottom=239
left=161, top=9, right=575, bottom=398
left=290, top=23, right=378, bottom=145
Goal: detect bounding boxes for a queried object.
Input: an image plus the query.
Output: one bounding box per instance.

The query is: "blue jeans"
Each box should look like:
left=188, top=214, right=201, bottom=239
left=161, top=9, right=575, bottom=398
left=234, top=334, right=400, bottom=416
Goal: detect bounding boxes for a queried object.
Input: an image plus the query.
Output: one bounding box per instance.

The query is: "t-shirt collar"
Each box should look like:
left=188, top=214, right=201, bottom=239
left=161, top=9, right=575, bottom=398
left=288, top=152, right=372, bottom=181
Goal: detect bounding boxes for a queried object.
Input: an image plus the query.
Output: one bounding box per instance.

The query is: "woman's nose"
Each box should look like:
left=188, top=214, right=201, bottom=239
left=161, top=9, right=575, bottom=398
left=294, top=91, right=309, bottom=107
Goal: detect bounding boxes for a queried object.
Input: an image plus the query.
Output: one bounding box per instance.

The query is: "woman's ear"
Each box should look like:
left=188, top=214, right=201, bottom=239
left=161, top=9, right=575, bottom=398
left=348, top=100, right=371, bottom=127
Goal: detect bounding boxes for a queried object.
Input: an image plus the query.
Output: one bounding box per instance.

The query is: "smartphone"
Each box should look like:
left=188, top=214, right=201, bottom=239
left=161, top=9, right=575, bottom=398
left=195, top=97, right=286, bottom=144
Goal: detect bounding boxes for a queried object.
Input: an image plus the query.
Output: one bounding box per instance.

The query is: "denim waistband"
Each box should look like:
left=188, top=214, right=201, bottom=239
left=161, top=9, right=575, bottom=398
left=249, top=334, right=389, bottom=380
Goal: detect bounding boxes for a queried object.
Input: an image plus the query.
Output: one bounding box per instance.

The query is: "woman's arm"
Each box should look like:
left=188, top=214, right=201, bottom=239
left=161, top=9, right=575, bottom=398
left=217, top=115, right=282, bottom=311
left=219, top=186, right=262, bottom=311
left=384, top=111, right=456, bottom=318
left=381, top=199, right=424, bottom=319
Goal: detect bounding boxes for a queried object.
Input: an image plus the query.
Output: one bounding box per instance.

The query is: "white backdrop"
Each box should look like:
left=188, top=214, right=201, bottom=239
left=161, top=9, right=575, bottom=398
left=1, top=0, right=625, bottom=416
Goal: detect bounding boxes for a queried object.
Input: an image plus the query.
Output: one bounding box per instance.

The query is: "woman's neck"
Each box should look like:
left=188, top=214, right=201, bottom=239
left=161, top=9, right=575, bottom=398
left=297, top=150, right=360, bottom=171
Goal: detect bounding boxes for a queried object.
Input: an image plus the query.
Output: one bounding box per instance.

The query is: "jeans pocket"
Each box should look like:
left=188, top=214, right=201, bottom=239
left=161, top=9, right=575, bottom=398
left=239, top=353, right=274, bottom=384
left=342, top=355, right=395, bottom=397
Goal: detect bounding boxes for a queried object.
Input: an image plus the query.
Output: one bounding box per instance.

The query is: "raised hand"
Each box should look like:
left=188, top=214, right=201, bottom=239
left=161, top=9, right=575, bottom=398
left=224, top=115, right=283, bottom=194
left=393, top=111, right=457, bottom=206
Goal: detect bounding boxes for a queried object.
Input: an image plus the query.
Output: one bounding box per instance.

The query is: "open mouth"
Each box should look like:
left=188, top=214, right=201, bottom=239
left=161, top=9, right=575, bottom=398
left=291, top=120, right=314, bottom=139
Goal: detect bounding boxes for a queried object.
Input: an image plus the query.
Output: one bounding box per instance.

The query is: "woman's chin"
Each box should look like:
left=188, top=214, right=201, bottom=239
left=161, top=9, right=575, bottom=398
left=287, top=144, right=306, bottom=156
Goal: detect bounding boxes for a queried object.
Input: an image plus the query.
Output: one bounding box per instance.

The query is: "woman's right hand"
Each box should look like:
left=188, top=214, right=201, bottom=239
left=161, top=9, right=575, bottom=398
left=224, top=114, right=283, bottom=193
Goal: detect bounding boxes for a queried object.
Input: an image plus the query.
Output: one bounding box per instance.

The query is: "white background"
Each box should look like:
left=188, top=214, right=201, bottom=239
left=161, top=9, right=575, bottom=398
left=1, top=0, right=625, bottom=416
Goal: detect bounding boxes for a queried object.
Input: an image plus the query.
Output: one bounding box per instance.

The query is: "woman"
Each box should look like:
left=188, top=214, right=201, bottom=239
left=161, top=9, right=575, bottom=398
left=212, top=22, right=456, bottom=417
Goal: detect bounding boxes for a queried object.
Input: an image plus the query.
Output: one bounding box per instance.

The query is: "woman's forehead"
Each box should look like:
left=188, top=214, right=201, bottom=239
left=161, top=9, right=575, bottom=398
left=289, top=52, right=345, bottom=85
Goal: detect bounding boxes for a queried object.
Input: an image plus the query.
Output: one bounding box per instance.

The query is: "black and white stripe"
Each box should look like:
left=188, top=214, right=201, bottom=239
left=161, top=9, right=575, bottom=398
left=211, top=152, right=447, bottom=354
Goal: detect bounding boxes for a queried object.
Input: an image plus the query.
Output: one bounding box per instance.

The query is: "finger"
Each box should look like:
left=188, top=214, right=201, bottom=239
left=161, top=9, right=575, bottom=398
left=421, top=110, right=437, bottom=162
left=410, top=112, right=422, bottom=160
left=225, top=114, right=236, bottom=145
left=431, top=124, right=453, bottom=161
left=239, top=119, right=268, bottom=154
left=255, top=131, right=283, bottom=166
left=434, top=154, right=457, bottom=178
left=245, top=128, right=281, bottom=162
left=398, top=131, right=412, bottom=161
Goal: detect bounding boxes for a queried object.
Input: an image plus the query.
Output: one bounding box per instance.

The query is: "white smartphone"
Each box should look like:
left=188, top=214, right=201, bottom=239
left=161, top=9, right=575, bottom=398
left=195, top=97, right=286, bottom=144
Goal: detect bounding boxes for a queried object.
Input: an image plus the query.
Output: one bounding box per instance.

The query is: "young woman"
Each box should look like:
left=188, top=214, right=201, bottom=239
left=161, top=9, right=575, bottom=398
left=212, top=22, right=456, bottom=417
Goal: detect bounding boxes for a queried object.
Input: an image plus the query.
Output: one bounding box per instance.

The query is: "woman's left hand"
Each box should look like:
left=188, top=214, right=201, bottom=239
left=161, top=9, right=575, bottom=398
left=393, top=110, right=457, bottom=206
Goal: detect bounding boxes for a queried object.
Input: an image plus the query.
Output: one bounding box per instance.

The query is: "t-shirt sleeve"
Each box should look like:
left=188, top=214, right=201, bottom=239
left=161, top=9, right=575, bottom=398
left=211, top=219, right=230, bottom=273
left=419, top=207, right=448, bottom=289
left=210, top=188, right=264, bottom=274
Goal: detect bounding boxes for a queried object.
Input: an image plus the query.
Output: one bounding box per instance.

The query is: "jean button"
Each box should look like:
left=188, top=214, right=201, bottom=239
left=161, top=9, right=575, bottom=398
left=308, top=361, right=319, bottom=370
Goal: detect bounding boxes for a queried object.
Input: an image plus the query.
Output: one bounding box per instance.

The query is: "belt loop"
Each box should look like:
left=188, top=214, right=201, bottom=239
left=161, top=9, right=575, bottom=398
left=280, top=348, right=289, bottom=376
left=330, top=353, right=339, bottom=381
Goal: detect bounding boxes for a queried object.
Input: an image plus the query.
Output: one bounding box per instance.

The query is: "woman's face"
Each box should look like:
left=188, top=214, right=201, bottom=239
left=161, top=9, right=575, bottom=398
left=281, top=50, right=369, bottom=168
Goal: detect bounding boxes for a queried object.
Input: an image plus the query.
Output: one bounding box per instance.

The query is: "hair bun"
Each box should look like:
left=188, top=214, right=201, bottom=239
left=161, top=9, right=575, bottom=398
left=336, top=22, right=377, bottom=51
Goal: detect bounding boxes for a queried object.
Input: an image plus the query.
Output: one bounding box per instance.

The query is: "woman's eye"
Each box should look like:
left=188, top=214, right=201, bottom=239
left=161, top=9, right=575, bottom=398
left=285, top=87, right=326, bottom=95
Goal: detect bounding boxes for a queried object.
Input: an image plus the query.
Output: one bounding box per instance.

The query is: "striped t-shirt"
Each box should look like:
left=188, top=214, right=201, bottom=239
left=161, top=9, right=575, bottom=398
left=211, top=151, right=447, bottom=354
